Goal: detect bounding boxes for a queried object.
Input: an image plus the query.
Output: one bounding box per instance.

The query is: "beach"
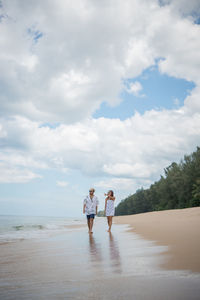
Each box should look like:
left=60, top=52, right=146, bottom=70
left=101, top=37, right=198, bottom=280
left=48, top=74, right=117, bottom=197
left=0, top=213, right=200, bottom=299
left=115, top=207, right=200, bottom=272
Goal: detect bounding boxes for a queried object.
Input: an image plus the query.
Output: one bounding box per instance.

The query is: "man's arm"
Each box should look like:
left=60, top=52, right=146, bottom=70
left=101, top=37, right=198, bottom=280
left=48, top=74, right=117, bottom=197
left=83, top=203, right=86, bottom=214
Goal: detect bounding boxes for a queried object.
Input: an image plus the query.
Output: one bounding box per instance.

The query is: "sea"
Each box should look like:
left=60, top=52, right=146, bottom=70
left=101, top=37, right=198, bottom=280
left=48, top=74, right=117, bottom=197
left=0, top=215, right=85, bottom=243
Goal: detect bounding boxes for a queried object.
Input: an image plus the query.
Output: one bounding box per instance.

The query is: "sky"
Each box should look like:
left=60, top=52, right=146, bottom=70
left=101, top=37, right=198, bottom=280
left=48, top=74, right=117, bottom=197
left=0, top=0, right=200, bottom=217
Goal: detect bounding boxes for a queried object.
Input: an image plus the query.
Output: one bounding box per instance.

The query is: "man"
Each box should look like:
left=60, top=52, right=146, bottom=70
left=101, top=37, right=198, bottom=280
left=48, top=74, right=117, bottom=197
left=83, top=188, right=99, bottom=234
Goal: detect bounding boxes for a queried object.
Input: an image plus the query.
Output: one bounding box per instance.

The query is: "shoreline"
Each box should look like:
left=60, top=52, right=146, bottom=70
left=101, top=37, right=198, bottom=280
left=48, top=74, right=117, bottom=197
left=114, top=207, right=200, bottom=273
left=1, top=213, right=200, bottom=299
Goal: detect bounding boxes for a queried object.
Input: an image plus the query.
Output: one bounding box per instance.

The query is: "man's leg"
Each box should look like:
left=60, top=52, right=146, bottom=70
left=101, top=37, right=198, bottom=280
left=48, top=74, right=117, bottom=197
left=89, top=217, right=94, bottom=233
left=87, top=217, right=90, bottom=232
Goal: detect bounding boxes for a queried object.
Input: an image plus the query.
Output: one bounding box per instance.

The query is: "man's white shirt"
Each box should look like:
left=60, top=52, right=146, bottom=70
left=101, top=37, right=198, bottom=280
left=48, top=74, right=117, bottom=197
left=84, top=195, right=99, bottom=215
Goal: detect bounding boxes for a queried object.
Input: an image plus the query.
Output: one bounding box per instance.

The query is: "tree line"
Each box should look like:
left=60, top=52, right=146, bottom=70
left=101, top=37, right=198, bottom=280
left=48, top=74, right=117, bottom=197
left=113, top=146, right=200, bottom=216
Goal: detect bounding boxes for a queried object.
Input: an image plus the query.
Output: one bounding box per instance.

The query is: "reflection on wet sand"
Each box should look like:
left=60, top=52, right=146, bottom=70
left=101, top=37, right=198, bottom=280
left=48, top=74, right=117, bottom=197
left=108, top=232, right=122, bottom=273
left=88, top=234, right=102, bottom=263
left=88, top=231, right=122, bottom=274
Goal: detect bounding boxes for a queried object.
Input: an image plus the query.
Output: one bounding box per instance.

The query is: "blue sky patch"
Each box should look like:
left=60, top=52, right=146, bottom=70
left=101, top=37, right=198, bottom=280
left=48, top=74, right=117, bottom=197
left=27, top=27, right=43, bottom=43
left=94, top=66, right=195, bottom=120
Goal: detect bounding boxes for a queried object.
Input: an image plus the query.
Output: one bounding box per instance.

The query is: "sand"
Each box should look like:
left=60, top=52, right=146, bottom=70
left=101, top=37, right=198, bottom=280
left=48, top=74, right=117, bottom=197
left=114, top=207, right=200, bottom=272
left=0, top=216, right=200, bottom=299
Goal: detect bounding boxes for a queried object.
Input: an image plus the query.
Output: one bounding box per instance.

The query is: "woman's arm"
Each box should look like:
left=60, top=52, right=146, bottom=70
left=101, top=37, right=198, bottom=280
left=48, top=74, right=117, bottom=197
left=104, top=197, right=108, bottom=212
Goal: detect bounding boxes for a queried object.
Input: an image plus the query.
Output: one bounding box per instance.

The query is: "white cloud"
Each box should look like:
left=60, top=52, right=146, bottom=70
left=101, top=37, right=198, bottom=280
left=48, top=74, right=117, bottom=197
left=184, top=86, right=200, bottom=114
left=56, top=181, right=68, bottom=187
left=0, top=0, right=200, bottom=123
left=103, top=163, right=153, bottom=178
left=173, top=98, right=180, bottom=106
left=0, top=0, right=200, bottom=193
left=0, top=162, right=42, bottom=183
left=160, top=0, right=200, bottom=17
left=125, top=81, right=144, bottom=97
left=0, top=107, right=200, bottom=185
left=95, top=178, right=136, bottom=191
left=0, top=152, right=47, bottom=169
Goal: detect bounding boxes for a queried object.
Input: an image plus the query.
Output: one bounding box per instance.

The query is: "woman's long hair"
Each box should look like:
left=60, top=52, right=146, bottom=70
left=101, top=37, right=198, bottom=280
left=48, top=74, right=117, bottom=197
left=109, top=190, right=114, bottom=197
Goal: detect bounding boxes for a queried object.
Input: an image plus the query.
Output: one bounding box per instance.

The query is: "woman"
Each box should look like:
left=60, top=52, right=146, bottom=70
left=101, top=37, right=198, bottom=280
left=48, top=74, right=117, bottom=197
left=104, top=190, right=115, bottom=232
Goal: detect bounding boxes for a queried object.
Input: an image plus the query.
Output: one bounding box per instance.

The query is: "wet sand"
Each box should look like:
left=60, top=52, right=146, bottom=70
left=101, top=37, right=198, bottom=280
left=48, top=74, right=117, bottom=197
left=0, top=218, right=200, bottom=299
left=115, top=207, right=200, bottom=272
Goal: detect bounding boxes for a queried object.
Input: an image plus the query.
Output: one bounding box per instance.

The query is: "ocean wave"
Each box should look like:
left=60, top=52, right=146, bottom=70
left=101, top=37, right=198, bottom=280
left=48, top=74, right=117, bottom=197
left=13, top=224, right=45, bottom=231
left=0, top=216, right=86, bottom=243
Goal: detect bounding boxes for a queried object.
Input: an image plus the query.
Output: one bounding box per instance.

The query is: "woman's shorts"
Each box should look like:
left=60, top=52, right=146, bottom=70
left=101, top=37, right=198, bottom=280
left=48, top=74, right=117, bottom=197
left=87, top=214, right=95, bottom=219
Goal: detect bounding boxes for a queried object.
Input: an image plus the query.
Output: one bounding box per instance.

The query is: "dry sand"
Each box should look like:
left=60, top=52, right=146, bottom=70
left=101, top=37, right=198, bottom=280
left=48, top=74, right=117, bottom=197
left=114, top=207, right=200, bottom=272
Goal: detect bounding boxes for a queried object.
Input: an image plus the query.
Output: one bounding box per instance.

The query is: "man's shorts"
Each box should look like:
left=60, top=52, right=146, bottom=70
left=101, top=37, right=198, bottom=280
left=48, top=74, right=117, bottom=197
left=87, top=214, right=95, bottom=219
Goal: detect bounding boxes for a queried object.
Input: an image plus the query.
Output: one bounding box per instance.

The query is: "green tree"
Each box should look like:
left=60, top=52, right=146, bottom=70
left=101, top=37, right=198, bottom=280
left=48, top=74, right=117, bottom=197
left=115, top=147, right=200, bottom=216
left=191, top=178, right=200, bottom=206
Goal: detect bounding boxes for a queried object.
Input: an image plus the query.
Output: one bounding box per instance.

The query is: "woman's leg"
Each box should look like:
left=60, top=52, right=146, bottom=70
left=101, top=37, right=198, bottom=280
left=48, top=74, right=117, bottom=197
left=107, top=216, right=109, bottom=227
left=109, top=216, right=113, bottom=231
left=107, top=216, right=111, bottom=232
left=107, top=216, right=111, bottom=231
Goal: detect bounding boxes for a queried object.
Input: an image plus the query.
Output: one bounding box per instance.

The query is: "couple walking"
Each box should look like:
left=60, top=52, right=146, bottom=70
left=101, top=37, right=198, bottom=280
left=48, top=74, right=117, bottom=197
left=83, top=188, right=115, bottom=234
